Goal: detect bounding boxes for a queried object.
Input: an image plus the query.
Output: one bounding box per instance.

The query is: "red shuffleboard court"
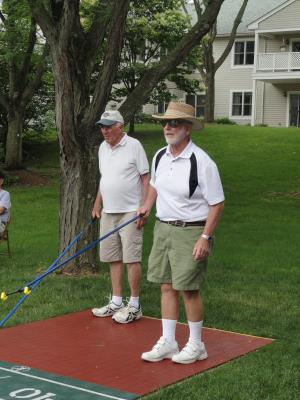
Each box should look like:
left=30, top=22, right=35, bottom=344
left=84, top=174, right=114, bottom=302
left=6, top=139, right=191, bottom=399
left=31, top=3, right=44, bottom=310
left=0, top=310, right=273, bottom=396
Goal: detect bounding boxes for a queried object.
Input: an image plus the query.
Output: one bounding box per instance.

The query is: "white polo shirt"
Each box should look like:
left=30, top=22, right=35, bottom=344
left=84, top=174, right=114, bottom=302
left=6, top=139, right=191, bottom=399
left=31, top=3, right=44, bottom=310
left=99, top=134, right=149, bottom=213
left=0, top=189, right=11, bottom=224
left=150, top=140, right=224, bottom=221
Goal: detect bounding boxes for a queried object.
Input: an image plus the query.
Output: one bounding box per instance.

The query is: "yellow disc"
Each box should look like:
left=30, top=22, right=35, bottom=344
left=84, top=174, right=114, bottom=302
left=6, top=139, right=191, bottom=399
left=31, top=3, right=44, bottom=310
left=1, top=292, right=8, bottom=301
left=23, top=287, right=31, bottom=295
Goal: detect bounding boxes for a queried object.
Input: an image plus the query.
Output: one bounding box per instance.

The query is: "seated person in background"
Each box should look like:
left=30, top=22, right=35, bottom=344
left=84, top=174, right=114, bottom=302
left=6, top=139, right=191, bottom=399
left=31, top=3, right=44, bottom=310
left=0, top=172, right=11, bottom=234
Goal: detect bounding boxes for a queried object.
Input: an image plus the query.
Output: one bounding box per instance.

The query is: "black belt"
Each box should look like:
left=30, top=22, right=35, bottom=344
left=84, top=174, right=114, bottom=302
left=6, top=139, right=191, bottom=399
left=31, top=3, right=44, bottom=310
left=157, top=219, right=206, bottom=227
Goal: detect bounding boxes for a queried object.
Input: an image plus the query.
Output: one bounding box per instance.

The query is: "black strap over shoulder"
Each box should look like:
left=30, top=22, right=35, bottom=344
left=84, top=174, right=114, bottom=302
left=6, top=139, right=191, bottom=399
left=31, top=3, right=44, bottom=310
left=155, top=149, right=198, bottom=198
left=155, top=148, right=167, bottom=172
left=189, top=153, right=198, bottom=198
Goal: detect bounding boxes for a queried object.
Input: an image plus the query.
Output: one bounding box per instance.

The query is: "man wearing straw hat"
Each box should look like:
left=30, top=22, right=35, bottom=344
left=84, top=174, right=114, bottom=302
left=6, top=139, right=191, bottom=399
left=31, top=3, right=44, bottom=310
left=137, top=102, right=224, bottom=364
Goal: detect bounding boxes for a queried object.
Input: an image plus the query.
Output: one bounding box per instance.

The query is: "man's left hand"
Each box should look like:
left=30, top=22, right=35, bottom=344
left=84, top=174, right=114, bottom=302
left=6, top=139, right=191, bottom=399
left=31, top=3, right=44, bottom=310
left=192, top=237, right=210, bottom=261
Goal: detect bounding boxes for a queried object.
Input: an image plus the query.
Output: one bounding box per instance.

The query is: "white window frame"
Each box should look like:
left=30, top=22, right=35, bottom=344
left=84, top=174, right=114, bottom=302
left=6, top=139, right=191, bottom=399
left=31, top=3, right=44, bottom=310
left=229, top=89, right=253, bottom=119
left=231, top=39, right=255, bottom=69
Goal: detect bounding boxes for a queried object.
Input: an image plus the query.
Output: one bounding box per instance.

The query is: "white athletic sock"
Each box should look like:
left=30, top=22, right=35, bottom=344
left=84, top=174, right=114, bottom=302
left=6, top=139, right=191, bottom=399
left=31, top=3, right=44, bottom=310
left=128, top=296, right=139, bottom=309
left=162, top=319, right=177, bottom=342
left=188, top=320, right=203, bottom=342
left=112, top=295, right=123, bottom=306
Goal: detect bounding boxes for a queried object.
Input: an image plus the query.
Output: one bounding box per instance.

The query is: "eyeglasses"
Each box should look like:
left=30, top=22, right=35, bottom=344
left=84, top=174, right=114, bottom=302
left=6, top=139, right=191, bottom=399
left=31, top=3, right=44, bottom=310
left=160, top=119, right=190, bottom=128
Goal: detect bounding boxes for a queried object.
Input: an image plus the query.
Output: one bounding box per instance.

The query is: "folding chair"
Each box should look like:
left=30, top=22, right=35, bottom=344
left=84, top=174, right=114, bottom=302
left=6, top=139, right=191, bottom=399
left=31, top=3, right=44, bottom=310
left=0, top=218, right=11, bottom=257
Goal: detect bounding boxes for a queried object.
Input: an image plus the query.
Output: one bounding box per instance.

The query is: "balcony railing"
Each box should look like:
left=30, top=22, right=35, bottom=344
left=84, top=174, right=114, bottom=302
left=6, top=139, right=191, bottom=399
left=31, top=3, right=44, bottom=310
left=257, top=52, right=300, bottom=72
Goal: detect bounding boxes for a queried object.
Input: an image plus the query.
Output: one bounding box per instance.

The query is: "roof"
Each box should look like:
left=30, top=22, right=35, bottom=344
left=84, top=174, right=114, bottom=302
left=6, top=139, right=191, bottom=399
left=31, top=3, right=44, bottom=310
left=247, top=0, right=297, bottom=30
left=218, top=0, right=290, bottom=35
left=186, top=0, right=288, bottom=35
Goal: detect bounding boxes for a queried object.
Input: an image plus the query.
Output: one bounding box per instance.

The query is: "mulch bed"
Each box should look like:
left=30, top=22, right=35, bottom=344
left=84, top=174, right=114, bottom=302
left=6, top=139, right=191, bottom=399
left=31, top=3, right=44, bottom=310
left=8, top=170, right=49, bottom=186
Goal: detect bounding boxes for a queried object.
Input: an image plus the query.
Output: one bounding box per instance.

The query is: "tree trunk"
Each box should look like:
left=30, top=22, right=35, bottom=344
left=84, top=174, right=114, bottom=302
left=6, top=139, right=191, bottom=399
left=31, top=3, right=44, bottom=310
left=52, top=47, right=100, bottom=273
left=128, top=118, right=135, bottom=134
left=59, top=146, right=99, bottom=274
left=5, top=107, right=24, bottom=169
left=205, top=69, right=215, bottom=123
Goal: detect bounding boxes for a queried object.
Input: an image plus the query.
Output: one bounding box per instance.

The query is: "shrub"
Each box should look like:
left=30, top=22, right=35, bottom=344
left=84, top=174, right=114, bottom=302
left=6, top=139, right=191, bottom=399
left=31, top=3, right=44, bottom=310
left=0, top=171, right=19, bottom=185
left=215, top=117, right=237, bottom=125
left=134, top=112, right=157, bottom=124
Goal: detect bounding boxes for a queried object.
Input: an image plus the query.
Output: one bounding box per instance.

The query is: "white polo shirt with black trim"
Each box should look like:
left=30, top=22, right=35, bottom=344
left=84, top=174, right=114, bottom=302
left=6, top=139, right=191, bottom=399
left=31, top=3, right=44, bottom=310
left=99, top=134, right=149, bottom=213
left=150, top=140, right=224, bottom=222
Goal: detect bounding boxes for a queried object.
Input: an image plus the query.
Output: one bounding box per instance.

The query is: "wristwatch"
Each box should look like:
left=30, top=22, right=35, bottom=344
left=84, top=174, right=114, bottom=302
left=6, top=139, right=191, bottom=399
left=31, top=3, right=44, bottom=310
left=201, top=234, right=211, bottom=241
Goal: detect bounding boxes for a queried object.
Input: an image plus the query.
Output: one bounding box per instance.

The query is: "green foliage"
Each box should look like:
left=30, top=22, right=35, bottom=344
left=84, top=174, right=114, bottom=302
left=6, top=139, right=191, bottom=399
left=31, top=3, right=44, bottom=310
left=0, top=0, right=54, bottom=146
left=256, top=123, right=269, bottom=127
left=1, top=0, right=32, bottom=68
left=0, top=172, right=19, bottom=185
left=134, top=112, right=156, bottom=124
left=112, top=0, right=203, bottom=109
left=215, top=117, right=237, bottom=125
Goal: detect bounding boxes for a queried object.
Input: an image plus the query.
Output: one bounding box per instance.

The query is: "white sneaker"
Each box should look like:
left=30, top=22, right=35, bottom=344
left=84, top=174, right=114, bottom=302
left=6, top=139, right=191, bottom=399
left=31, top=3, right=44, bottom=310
left=92, top=301, right=124, bottom=317
left=112, top=304, right=142, bottom=324
left=172, top=340, right=208, bottom=364
left=141, top=337, right=179, bottom=362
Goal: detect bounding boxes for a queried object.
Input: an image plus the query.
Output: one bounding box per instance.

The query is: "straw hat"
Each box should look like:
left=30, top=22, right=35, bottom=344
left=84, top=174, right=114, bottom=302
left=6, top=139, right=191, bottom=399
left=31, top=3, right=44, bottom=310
left=152, top=102, right=204, bottom=130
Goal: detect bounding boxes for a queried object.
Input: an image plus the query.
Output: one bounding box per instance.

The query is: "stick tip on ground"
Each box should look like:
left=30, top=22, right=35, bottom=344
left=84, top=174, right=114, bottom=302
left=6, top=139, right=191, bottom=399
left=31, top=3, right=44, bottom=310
left=0, top=292, right=8, bottom=301
left=23, top=287, right=31, bottom=295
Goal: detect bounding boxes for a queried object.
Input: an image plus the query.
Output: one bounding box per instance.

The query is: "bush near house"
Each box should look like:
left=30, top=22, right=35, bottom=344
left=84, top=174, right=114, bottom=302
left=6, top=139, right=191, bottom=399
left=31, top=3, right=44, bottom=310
left=215, top=117, right=237, bottom=125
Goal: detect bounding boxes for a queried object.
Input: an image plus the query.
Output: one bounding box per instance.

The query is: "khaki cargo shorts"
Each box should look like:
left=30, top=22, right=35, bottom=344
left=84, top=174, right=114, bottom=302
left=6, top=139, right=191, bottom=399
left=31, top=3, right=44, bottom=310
left=148, top=221, right=211, bottom=290
left=100, top=211, right=143, bottom=264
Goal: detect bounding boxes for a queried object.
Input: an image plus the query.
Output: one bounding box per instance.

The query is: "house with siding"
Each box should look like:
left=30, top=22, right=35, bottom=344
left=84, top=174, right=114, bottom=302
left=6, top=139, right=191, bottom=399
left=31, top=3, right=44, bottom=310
left=145, top=0, right=300, bottom=128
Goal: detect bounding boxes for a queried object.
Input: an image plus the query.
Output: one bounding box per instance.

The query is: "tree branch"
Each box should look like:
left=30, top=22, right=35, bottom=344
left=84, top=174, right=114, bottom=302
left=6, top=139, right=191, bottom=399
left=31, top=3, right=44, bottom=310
left=27, top=0, right=56, bottom=43
left=83, top=1, right=113, bottom=70
left=193, top=0, right=203, bottom=18
left=120, top=0, right=225, bottom=121
left=0, top=10, right=6, bottom=24
left=215, top=0, right=248, bottom=71
left=86, top=0, right=130, bottom=127
left=20, top=44, right=50, bottom=108
left=180, top=0, right=188, bottom=15
left=18, top=18, right=37, bottom=93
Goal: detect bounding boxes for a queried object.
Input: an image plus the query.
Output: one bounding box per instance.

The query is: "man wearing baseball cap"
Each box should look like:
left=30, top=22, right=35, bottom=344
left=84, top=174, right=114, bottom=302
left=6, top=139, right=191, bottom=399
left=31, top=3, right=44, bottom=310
left=92, top=109, right=150, bottom=324
left=138, top=102, right=224, bottom=363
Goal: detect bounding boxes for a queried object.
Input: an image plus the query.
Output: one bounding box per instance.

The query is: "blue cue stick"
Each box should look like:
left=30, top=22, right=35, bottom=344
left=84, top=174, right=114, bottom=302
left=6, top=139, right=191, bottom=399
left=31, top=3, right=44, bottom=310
left=0, top=218, right=96, bottom=327
left=0, top=215, right=139, bottom=327
left=24, top=215, right=140, bottom=287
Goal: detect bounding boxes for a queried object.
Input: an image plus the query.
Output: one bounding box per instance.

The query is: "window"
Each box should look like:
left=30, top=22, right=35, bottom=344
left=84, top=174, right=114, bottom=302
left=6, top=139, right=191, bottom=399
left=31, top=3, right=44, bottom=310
left=231, top=91, right=252, bottom=117
left=234, top=41, right=254, bottom=65
left=186, top=94, right=205, bottom=117
left=157, top=102, right=167, bottom=114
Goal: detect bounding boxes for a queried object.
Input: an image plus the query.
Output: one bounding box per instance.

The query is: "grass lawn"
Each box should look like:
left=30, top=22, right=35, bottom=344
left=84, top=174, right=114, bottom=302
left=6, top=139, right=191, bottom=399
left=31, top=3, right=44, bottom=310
left=1, top=124, right=300, bottom=399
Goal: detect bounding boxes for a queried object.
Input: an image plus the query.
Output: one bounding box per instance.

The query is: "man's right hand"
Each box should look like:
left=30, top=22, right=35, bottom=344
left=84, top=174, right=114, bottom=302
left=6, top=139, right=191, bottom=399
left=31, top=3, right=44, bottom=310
left=92, top=205, right=102, bottom=219
left=136, top=205, right=151, bottom=229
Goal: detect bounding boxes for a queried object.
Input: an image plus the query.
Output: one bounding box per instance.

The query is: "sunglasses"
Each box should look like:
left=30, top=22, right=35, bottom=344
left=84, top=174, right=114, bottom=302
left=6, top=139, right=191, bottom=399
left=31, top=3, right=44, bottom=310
left=160, top=119, right=190, bottom=128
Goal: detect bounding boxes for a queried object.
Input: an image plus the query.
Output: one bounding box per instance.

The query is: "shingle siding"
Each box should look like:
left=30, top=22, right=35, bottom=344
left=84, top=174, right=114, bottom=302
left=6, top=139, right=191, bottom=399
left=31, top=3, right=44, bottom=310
left=263, top=84, right=289, bottom=126
left=258, top=0, right=300, bottom=30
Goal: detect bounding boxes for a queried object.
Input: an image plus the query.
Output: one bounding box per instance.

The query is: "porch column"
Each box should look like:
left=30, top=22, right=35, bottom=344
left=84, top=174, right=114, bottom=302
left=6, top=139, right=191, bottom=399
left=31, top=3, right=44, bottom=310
left=251, top=79, right=257, bottom=126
